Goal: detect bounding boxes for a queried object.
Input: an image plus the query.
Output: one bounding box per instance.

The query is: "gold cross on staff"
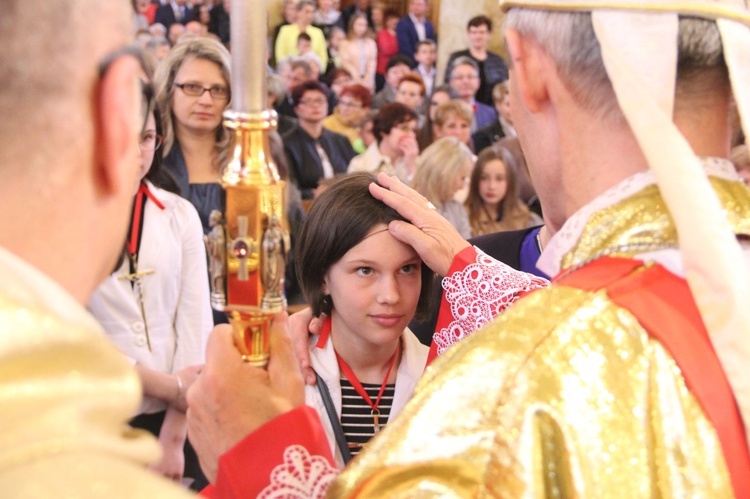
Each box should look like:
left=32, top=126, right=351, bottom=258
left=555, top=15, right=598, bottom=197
left=118, top=266, right=155, bottom=352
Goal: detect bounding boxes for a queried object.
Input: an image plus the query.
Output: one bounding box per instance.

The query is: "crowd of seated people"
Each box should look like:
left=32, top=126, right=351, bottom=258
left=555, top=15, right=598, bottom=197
left=133, top=0, right=542, bottom=274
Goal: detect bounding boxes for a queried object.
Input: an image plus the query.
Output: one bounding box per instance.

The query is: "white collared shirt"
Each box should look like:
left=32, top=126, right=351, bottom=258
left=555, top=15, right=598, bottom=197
left=409, top=13, right=427, bottom=41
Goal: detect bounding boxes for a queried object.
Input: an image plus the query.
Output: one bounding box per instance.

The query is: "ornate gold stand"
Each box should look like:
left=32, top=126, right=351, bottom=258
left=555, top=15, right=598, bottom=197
left=205, top=110, right=289, bottom=367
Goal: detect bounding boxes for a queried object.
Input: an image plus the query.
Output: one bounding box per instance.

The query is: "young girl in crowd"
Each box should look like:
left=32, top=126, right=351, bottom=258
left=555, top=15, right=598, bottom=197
left=87, top=104, right=212, bottom=490
left=411, top=137, right=474, bottom=239
left=339, top=13, right=378, bottom=92
left=465, top=145, right=543, bottom=236
left=295, top=172, right=433, bottom=467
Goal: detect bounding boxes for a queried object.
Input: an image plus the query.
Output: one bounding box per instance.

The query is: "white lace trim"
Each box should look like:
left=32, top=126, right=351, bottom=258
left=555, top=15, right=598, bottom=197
left=433, top=248, right=549, bottom=356
left=537, top=157, right=738, bottom=277
left=258, top=445, right=338, bottom=499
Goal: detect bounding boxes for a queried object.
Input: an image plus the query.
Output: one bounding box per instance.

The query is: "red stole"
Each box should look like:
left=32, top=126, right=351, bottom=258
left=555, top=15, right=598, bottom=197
left=557, top=257, right=750, bottom=497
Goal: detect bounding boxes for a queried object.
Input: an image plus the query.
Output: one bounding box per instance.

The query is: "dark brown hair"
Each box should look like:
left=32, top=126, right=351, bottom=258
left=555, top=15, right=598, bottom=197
left=467, top=15, right=492, bottom=31
left=373, top=103, right=418, bottom=143
left=291, top=80, right=327, bottom=107
left=295, top=172, right=434, bottom=318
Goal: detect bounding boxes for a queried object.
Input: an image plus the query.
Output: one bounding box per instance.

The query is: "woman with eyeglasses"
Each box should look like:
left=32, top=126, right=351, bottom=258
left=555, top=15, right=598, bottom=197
left=282, top=80, right=357, bottom=201
left=154, top=38, right=231, bottom=238
left=87, top=102, right=213, bottom=491
left=322, top=83, right=371, bottom=154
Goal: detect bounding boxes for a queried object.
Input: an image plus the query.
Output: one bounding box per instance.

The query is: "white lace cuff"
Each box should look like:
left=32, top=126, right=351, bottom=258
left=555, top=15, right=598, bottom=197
left=258, top=445, right=338, bottom=499
left=433, top=247, right=549, bottom=356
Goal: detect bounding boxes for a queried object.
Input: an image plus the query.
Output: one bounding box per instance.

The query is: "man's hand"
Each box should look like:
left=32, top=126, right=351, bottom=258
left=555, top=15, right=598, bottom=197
left=369, top=173, right=470, bottom=276
left=186, top=314, right=305, bottom=483
left=288, top=307, right=326, bottom=386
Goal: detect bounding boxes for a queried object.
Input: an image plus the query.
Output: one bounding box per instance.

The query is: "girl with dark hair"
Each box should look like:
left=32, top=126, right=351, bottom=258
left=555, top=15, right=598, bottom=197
left=295, top=172, right=433, bottom=467
left=87, top=104, right=212, bottom=490
left=465, top=145, right=543, bottom=236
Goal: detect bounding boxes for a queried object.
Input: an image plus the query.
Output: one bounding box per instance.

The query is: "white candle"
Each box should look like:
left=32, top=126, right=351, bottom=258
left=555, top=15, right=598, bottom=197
left=231, top=0, right=267, bottom=113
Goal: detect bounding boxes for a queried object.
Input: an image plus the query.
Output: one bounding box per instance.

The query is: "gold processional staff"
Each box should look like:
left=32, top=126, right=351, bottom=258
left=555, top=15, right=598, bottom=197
left=204, top=0, right=290, bottom=366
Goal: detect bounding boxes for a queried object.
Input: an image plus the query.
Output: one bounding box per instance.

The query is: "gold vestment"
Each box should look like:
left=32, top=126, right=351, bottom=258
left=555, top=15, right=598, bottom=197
left=330, top=172, right=750, bottom=497
left=0, top=248, right=190, bottom=497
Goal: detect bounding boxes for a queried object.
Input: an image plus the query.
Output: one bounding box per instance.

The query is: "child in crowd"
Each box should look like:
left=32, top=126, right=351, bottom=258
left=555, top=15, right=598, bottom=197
left=297, top=32, right=323, bottom=72
left=465, top=145, right=543, bottom=236
left=414, top=40, right=437, bottom=97
left=296, top=172, right=433, bottom=467
left=411, top=137, right=475, bottom=239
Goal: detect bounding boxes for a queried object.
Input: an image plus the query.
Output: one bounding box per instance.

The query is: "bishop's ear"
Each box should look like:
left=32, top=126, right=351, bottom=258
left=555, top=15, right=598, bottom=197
left=504, top=28, right=550, bottom=115
left=93, top=54, right=143, bottom=199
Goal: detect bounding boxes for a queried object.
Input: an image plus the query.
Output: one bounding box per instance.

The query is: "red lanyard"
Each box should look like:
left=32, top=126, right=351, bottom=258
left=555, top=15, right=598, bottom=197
left=335, top=340, right=399, bottom=433
left=127, top=182, right=165, bottom=257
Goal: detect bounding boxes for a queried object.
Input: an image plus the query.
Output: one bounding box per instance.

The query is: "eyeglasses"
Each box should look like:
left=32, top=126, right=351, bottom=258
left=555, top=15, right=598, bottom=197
left=338, top=99, right=363, bottom=109
left=397, top=90, right=422, bottom=98
left=298, top=97, right=328, bottom=107
left=139, top=131, right=164, bottom=152
left=450, top=74, right=479, bottom=81
left=175, top=82, right=230, bottom=100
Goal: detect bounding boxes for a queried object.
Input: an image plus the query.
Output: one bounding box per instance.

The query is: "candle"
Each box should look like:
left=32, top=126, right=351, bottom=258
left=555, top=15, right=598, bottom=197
left=231, top=0, right=267, bottom=113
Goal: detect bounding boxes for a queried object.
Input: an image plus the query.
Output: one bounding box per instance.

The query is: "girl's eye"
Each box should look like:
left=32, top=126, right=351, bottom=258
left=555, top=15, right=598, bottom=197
left=356, top=267, right=373, bottom=276
left=400, top=264, right=418, bottom=274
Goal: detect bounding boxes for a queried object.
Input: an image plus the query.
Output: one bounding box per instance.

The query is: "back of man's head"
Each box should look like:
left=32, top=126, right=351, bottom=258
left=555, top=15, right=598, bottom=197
left=504, top=10, right=727, bottom=123
left=0, top=0, right=140, bottom=301
left=0, top=0, right=132, bottom=181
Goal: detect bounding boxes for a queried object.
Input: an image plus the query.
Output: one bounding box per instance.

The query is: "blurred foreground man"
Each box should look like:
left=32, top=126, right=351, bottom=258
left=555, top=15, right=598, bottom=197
left=0, top=1, right=191, bottom=496
left=191, top=0, right=750, bottom=496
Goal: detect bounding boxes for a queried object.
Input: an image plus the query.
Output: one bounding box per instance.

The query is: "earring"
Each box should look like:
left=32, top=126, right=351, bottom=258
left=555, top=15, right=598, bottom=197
left=321, top=294, right=333, bottom=314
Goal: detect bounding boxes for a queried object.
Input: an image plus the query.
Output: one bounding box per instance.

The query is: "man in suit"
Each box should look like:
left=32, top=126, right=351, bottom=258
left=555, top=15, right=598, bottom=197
left=444, top=15, right=508, bottom=106
left=447, top=56, right=497, bottom=132
left=396, top=0, right=436, bottom=62
left=154, top=0, right=194, bottom=31
left=472, top=80, right=516, bottom=153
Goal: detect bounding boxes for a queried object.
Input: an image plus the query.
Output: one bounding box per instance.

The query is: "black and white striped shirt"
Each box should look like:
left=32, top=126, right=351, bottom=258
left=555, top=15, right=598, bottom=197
left=340, top=379, right=395, bottom=457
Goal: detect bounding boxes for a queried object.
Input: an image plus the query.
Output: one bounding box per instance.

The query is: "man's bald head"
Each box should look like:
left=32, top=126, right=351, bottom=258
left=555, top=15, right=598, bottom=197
left=0, top=0, right=132, bottom=180
left=0, top=0, right=145, bottom=302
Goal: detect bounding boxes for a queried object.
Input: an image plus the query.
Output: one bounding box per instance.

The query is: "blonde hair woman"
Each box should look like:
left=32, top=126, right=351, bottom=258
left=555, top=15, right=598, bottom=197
left=433, top=99, right=473, bottom=148
left=411, top=137, right=474, bottom=238
left=154, top=38, right=232, bottom=236
left=339, top=13, right=377, bottom=92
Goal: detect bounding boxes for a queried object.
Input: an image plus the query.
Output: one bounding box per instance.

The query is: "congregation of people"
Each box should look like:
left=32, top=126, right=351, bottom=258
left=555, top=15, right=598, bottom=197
left=103, top=0, right=750, bottom=489
left=104, top=0, right=548, bottom=489
left=4, top=0, right=750, bottom=495
left=134, top=0, right=540, bottom=240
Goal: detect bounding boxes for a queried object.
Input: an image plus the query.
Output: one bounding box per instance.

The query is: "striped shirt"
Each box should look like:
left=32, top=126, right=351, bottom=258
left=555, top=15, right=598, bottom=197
left=340, top=379, right=395, bottom=457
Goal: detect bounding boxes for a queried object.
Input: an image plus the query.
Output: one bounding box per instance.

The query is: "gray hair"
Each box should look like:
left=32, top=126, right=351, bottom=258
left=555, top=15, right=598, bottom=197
left=448, top=55, right=479, bottom=77
left=504, top=10, right=726, bottom=121
left=267, top=73, right=287, bottom=106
